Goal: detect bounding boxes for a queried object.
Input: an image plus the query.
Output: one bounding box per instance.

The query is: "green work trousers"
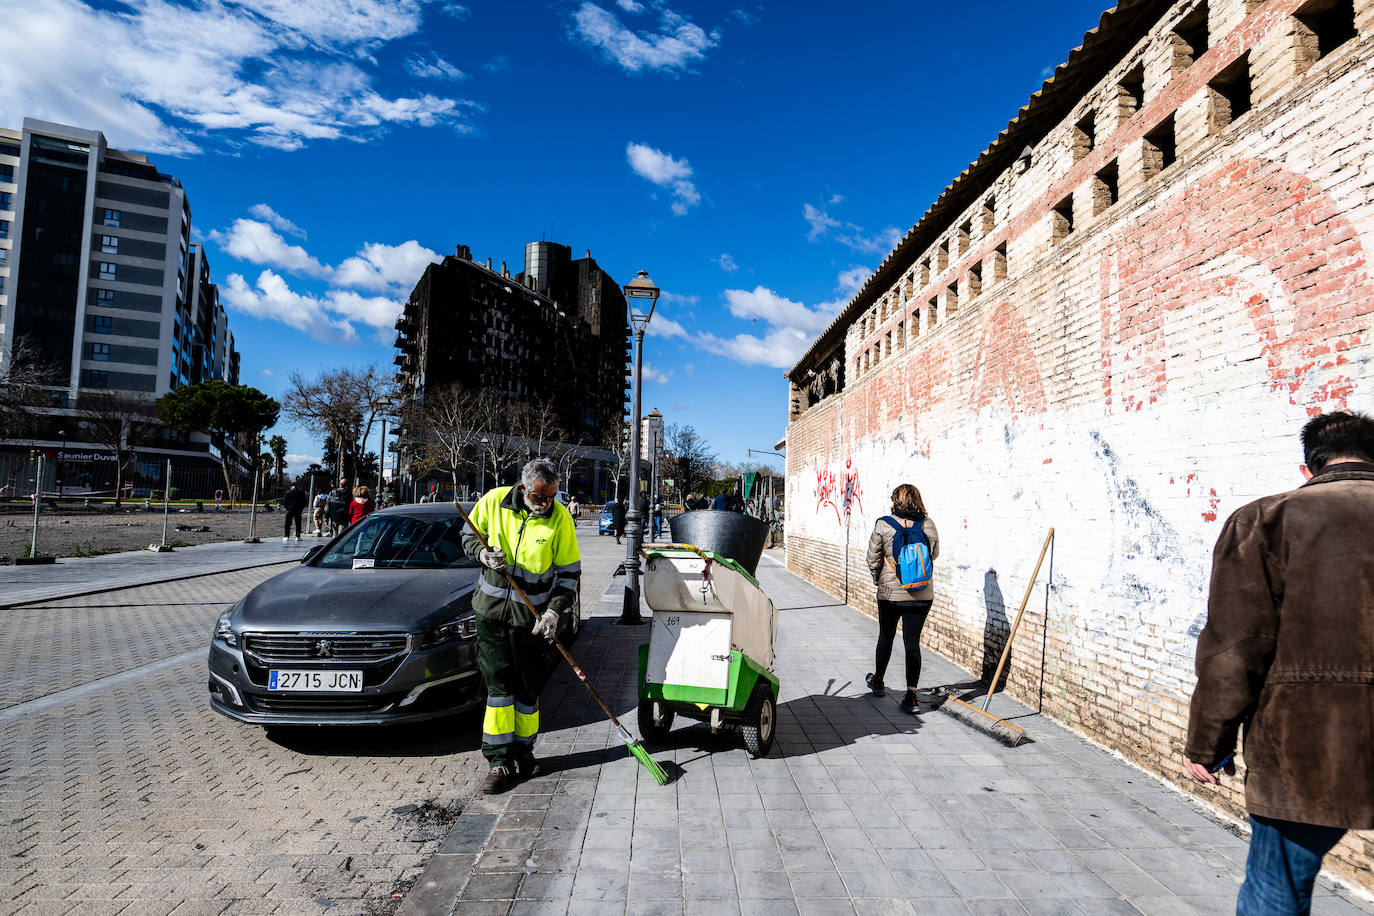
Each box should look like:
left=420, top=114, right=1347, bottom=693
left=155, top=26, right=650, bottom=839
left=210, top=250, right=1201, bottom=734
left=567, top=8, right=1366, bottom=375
left=477, top=615, right=544, bottom=767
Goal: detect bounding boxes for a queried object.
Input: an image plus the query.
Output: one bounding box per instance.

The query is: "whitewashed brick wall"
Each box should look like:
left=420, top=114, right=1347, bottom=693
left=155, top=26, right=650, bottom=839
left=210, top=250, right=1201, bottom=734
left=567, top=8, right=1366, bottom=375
left=785, top=0, right=1374, bottom=888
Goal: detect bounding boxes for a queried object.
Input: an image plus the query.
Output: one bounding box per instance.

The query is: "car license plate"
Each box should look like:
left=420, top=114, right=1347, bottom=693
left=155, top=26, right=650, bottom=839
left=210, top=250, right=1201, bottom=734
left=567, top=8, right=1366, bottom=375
left=268, top=670, right=363, bottom=692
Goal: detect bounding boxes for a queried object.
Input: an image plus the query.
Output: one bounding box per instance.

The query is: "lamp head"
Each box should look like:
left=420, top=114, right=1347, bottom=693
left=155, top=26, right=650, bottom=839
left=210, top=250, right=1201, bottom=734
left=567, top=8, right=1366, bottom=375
left=624, top=270, right=660, bottom=324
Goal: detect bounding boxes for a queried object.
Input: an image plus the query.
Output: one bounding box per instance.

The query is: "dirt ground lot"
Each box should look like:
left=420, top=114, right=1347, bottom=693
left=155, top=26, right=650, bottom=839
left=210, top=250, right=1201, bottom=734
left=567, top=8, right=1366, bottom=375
left=0, top=506, right=318, bottom=559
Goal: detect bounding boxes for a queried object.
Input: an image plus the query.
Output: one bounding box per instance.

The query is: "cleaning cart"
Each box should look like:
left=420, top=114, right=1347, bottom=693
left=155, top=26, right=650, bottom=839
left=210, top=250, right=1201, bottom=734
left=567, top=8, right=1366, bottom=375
left=636, top=511, right=780, bottom=757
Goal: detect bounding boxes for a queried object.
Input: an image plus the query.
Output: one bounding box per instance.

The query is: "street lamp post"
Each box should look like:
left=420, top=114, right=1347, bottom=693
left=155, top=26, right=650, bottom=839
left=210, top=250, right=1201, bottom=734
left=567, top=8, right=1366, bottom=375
left=619, top=270, right=659, bottom=626
left=57, top=429, right=66, bottom=498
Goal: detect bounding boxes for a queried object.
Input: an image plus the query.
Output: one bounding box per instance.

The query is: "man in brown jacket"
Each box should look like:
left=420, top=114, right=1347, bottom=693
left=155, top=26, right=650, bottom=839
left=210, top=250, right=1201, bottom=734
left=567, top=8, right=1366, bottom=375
left=1185, top=410, right=1374, bottom=915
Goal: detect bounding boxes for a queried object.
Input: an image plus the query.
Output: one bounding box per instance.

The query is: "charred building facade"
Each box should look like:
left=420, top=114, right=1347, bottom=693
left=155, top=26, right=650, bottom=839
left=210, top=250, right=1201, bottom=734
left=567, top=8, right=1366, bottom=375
left=393, top=241, right=629, bottom=493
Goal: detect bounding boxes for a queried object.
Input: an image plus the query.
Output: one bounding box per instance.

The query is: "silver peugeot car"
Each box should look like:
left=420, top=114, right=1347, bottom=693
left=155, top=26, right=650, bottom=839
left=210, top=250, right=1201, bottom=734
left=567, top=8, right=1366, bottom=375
left=208, top=502, right=581, bottom=726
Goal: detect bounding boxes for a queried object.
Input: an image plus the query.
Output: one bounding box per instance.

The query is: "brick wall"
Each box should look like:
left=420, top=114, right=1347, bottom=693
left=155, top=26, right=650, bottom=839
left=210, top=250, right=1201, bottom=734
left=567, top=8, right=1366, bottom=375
left=784, top=0, right=1374, bottom=889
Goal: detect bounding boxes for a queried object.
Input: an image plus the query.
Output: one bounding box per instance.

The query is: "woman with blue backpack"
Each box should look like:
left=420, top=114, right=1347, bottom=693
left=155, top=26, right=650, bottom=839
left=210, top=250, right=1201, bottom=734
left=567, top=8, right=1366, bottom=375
left=865, top=483, right=940, bottom=713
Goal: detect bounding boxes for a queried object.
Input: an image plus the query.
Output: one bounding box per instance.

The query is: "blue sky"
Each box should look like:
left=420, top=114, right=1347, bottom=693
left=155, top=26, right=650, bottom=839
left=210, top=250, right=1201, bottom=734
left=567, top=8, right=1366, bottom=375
left=4, top=0, right=1112, bottom=477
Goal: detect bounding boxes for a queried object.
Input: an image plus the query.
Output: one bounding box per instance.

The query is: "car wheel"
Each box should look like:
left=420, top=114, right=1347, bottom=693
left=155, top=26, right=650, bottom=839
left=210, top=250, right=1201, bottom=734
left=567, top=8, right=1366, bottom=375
left=637, top=698, right=674, bottom=742
left=741, top=681, right=776, bottom=758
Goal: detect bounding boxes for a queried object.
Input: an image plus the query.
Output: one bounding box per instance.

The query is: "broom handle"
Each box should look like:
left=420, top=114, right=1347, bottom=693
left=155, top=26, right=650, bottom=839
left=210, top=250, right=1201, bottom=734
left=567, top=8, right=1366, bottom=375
left=453, top=501, right=628, bottom=731
left=982, top=528, right=1054, bottom=712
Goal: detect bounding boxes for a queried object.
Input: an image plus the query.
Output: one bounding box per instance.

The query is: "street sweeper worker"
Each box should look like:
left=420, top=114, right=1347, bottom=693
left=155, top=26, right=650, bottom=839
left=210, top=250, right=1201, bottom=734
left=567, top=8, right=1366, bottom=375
left=1185, top=410, right=1374, bottom=915
left=463, top=457, right=581, bottom=795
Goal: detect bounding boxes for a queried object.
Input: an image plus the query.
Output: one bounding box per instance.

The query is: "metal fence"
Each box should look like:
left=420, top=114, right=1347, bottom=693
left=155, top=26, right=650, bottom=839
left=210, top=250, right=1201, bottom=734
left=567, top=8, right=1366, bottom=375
left=0, top=454, right=257, bottom=505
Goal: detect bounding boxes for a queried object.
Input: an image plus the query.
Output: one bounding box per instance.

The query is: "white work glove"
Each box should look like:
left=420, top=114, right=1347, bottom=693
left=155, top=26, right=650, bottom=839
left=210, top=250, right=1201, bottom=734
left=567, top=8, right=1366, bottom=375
left=531, top=608, right=559, bottom=643
left=479, top=546, right=507, bottom=572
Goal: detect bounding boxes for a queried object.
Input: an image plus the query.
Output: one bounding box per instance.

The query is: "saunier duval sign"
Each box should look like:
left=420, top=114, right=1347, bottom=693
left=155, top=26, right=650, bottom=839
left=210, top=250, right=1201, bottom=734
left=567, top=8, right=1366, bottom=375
left=55, top=451, right=117, bottom=462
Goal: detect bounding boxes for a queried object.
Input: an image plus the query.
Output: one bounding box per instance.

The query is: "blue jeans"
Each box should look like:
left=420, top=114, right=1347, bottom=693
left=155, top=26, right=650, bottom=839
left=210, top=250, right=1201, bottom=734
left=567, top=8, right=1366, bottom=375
left=1237, top=815, right=1346, bottom=915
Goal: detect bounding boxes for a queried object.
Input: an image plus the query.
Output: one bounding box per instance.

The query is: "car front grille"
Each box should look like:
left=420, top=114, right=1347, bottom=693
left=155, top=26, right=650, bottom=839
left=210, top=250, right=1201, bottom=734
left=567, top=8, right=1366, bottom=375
left=246, top=694, right=396, bottom=715
left=243, top=632, right=409, bottom=664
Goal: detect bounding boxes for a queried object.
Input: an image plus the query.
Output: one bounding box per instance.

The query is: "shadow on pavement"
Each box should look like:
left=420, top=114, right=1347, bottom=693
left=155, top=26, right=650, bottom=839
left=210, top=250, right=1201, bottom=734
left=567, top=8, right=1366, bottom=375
left=264, top=717, right=483, bottom=757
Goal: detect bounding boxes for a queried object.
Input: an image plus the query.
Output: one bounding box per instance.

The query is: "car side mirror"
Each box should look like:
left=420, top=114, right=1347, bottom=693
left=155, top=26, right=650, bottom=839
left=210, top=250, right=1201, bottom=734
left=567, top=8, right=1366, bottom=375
left=300, top=545, right=324, bottom=564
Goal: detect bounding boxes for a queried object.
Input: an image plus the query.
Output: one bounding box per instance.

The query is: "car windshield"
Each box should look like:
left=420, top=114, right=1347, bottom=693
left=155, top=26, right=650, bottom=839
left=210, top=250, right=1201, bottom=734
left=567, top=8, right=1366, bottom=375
left=315, top=515, right=478, bottom=570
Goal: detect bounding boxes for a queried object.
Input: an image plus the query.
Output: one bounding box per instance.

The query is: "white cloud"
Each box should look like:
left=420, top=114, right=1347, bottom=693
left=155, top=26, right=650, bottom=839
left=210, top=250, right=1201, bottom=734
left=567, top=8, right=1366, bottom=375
left=332, top=240, right=442, bottom=292
left=640, top=362, right=671, bottom=385
left=440, top=3, right=470, bottom=18
left=0, top=0, right=478, bottom=155
left=248, top=204, right=306, bottom=239
left=483, top=55, right=511, bottom=74
left=405, top=53, right=467, bottom=81
left=208, top=220, right=330, bottom=278
left=717, top=253, right=738, bottom=272
left=285, top=452, right=323, bottom=469
left=646, top=315, right=688, bottom=339
left=836, top=266, right=870, bottom=295
left=617, top=0, right=646, bottom=11
left=572, top=3, right=720, bottom=73
left=626, top=142, right=700, bottom=215
left=721, top=286, right=832, bottom=336
left=221, top=271, right=357, bottom=344
left=803, top=202, right=902, bottom=254
left=828, top=193, right=845, bottom=205
left=260, top=368, right=275, bottom=376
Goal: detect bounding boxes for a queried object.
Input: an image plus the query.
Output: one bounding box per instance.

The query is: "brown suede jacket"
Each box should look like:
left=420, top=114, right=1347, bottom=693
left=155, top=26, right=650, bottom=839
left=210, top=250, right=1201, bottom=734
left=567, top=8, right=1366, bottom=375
left=1186, top=463, right=1374, bottom=829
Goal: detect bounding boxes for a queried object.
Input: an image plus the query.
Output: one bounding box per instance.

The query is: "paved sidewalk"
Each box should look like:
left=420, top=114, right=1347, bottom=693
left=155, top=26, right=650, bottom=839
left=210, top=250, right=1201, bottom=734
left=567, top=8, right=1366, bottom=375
left=0, top=537, right=314, bottom=607
left=402, top=551, right=1373, bottom=915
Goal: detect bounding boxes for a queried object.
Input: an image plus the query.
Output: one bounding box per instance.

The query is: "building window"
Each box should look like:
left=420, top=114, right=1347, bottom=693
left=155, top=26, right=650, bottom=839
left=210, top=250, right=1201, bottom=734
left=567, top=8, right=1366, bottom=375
left=1073, top=111, right=1096, bottom=162
left=0, top=219, right=7, bottom=238
left=87, top=370, right=109, bottom=388
left=0, top=191, right=12, bottom=211
left=0, top=164, right=13, bottom=184
left=968, top=262, right=983, bottom=299
left=1143, top=116, right=1177, bottom=178
left=92, top=315, right=113, bottom=333
left=102, top=208, right=121, bottom=227
left=1120, top=63, right=1145, bottom=114
left=0, top=276, right=5, bottom=296
left=1173, top=3, right=1210, bottom=72
left=929, top=297, right=939, bottom=328
left=1094, top=160, right=1119, bottom=214
left=981, top=197, right=996, bottom=236
left=937, top=240, right=949, bottom=272
left=91, top=343, right=110, bottom=361
left=992, top=242, right=1009, bottom=282
left=98, top=262, right=116, bottom=280
left=1209, top=55, right=1252, bottom=132
left=1295, top=0, right=1354, bottom=66
left=96, top=288, right=115, bottom=303
left=100, top=235, right=119, bottom=254
left=0, top=247, right=6, bottom=265
left=1052, top=194, right=1075, bottom=244
left=0, top=143, right=19, bottom=157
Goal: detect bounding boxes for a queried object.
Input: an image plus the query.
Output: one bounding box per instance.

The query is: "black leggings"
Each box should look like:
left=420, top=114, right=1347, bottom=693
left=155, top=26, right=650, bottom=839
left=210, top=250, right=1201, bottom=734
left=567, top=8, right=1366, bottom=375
left=874, top=598, right=933, bottom=689
left=284, top=511, right=302, bottom=538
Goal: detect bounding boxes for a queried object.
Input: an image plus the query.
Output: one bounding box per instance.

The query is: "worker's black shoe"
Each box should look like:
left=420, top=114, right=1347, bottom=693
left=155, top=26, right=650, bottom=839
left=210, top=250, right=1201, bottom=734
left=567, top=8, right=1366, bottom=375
left=512, top=748, right=543, bottom=779
left=899, top=689, right=920, bottom=713
left=865, top=673, right=885, bottom=697
left=481, top=765, right=513, bottom=795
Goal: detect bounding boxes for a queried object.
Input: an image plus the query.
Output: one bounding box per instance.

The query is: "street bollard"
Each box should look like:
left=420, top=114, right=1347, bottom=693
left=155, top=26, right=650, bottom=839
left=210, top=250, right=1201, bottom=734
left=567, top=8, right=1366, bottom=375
left=150, top=459, right=174, bottom=552
left=244, top=466, right=262, bottom=543
left=30, top=453, right=43, bottom=559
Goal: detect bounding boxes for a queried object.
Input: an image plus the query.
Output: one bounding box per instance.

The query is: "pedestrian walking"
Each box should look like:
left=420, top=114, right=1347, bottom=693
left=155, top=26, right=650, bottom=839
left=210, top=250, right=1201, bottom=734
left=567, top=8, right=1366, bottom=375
left=611, top=497, right=627, bottom=544
left=711, top=491, right=728, bottom=510
left=864, top=483, right=939, bottom=713
left=348, top=485, right=375, bottom=525
left=651, top=497, right=663, bottom=541
left=567, top=496, right=579, bottom=524
left=311, top=490, right=327, bottom=535
left=280, top=483, right=307, bottom=543
left=325, top=477, right=351, bottom=534
left=462, top=458, right=581, bottom=795
left=1185, top=410, right=1374, bottom=915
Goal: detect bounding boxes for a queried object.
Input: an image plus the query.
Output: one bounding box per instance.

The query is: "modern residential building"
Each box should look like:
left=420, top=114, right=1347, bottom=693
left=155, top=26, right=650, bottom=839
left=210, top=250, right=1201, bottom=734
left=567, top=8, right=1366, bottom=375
left=0, top=118, right=243, bottom=495
left=393, top=240, right=630, bottom=498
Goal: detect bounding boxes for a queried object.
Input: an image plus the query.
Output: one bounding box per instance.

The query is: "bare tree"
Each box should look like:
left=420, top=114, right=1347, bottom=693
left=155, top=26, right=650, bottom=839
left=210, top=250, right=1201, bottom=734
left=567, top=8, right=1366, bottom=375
left=512, top=399, right=566, bottom=465
left=0, top=337, right=60, bottom=442
left=409, top=382, right=490, bottom=496
left=601, top=413, right=629, bottom=500
left=283, top=367, right=397, bottom=484
left=665, top=423, right=716, bottom=501
left=78, top=390, right=156, bottom=506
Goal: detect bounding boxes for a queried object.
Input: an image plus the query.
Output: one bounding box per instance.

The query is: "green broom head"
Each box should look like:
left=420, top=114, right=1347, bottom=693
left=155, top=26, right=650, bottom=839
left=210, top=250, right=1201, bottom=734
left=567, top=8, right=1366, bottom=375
left=618, top=724, right=669, bottom=785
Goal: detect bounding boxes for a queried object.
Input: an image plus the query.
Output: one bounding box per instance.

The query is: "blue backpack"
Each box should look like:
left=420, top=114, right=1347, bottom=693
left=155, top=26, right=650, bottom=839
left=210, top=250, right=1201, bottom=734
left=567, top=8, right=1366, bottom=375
left=881, top=515, right=933, bottom=590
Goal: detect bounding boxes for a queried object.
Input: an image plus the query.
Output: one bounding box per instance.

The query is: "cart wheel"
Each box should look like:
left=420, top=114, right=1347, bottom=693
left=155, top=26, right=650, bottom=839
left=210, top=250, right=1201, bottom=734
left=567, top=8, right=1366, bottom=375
left=741, top=682, right=776, bottom=758
left=637, top=699, right=675, bottom=742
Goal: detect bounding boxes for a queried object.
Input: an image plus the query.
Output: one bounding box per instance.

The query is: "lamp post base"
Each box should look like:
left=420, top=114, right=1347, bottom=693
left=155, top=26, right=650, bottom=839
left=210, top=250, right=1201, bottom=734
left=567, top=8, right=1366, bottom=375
left=148, top=543, right=175, bottom=552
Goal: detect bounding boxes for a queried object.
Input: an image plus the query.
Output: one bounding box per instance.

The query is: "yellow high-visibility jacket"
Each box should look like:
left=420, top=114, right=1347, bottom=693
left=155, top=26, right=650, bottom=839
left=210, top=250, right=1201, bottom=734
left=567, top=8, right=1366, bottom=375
left=461, top=485, right=581, bottom=626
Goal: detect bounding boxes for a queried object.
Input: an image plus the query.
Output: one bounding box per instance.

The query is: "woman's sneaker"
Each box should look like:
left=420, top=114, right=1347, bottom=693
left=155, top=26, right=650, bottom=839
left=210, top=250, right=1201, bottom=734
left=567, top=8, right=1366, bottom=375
left=865, top=673, right=885, bottom=697
left=899, top=690, right=920, bottom=713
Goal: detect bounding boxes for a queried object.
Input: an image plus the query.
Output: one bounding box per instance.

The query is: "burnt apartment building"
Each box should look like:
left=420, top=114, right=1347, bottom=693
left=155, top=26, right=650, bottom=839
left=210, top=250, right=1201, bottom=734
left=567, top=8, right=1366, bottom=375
left=394, top=240, right=629, bottom=495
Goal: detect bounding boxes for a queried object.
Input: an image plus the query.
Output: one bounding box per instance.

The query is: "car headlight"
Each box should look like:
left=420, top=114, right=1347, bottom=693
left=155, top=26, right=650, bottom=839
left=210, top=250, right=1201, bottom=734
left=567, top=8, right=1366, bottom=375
left=419, top=614, right=477, bottom=648
left=214, top=612, right=239, bottom=647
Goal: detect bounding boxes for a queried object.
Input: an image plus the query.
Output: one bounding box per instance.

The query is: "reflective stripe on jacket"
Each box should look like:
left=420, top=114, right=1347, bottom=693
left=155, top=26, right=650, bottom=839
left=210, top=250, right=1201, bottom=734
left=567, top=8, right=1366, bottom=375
left=462, top=485, right=582, bottom=626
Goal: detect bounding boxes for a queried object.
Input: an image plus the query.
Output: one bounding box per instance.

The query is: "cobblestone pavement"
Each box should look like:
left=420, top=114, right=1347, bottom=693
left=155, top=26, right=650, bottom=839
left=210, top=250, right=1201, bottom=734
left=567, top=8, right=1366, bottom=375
left=0, top=538, right=313, bottom=608
left=400, top=551, right=1374, bottom=916
left=0, top=523, right=629, bottom=916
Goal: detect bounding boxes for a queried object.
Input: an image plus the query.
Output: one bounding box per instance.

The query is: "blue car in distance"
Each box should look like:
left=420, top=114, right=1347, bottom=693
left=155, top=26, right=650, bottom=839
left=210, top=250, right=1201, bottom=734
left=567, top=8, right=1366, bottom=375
left=598, top=502, right=616, bottom=536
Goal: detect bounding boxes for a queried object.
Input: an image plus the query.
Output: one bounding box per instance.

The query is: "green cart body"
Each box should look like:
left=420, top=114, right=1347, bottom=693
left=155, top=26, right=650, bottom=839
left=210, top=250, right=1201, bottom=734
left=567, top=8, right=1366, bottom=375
left=635, top=546, right=780, bottom=757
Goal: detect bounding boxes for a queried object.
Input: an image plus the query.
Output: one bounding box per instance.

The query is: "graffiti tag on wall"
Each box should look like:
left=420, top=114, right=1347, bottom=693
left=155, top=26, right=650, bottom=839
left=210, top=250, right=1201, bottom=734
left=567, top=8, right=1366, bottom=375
left=814, top=458, right=864, bottom=525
